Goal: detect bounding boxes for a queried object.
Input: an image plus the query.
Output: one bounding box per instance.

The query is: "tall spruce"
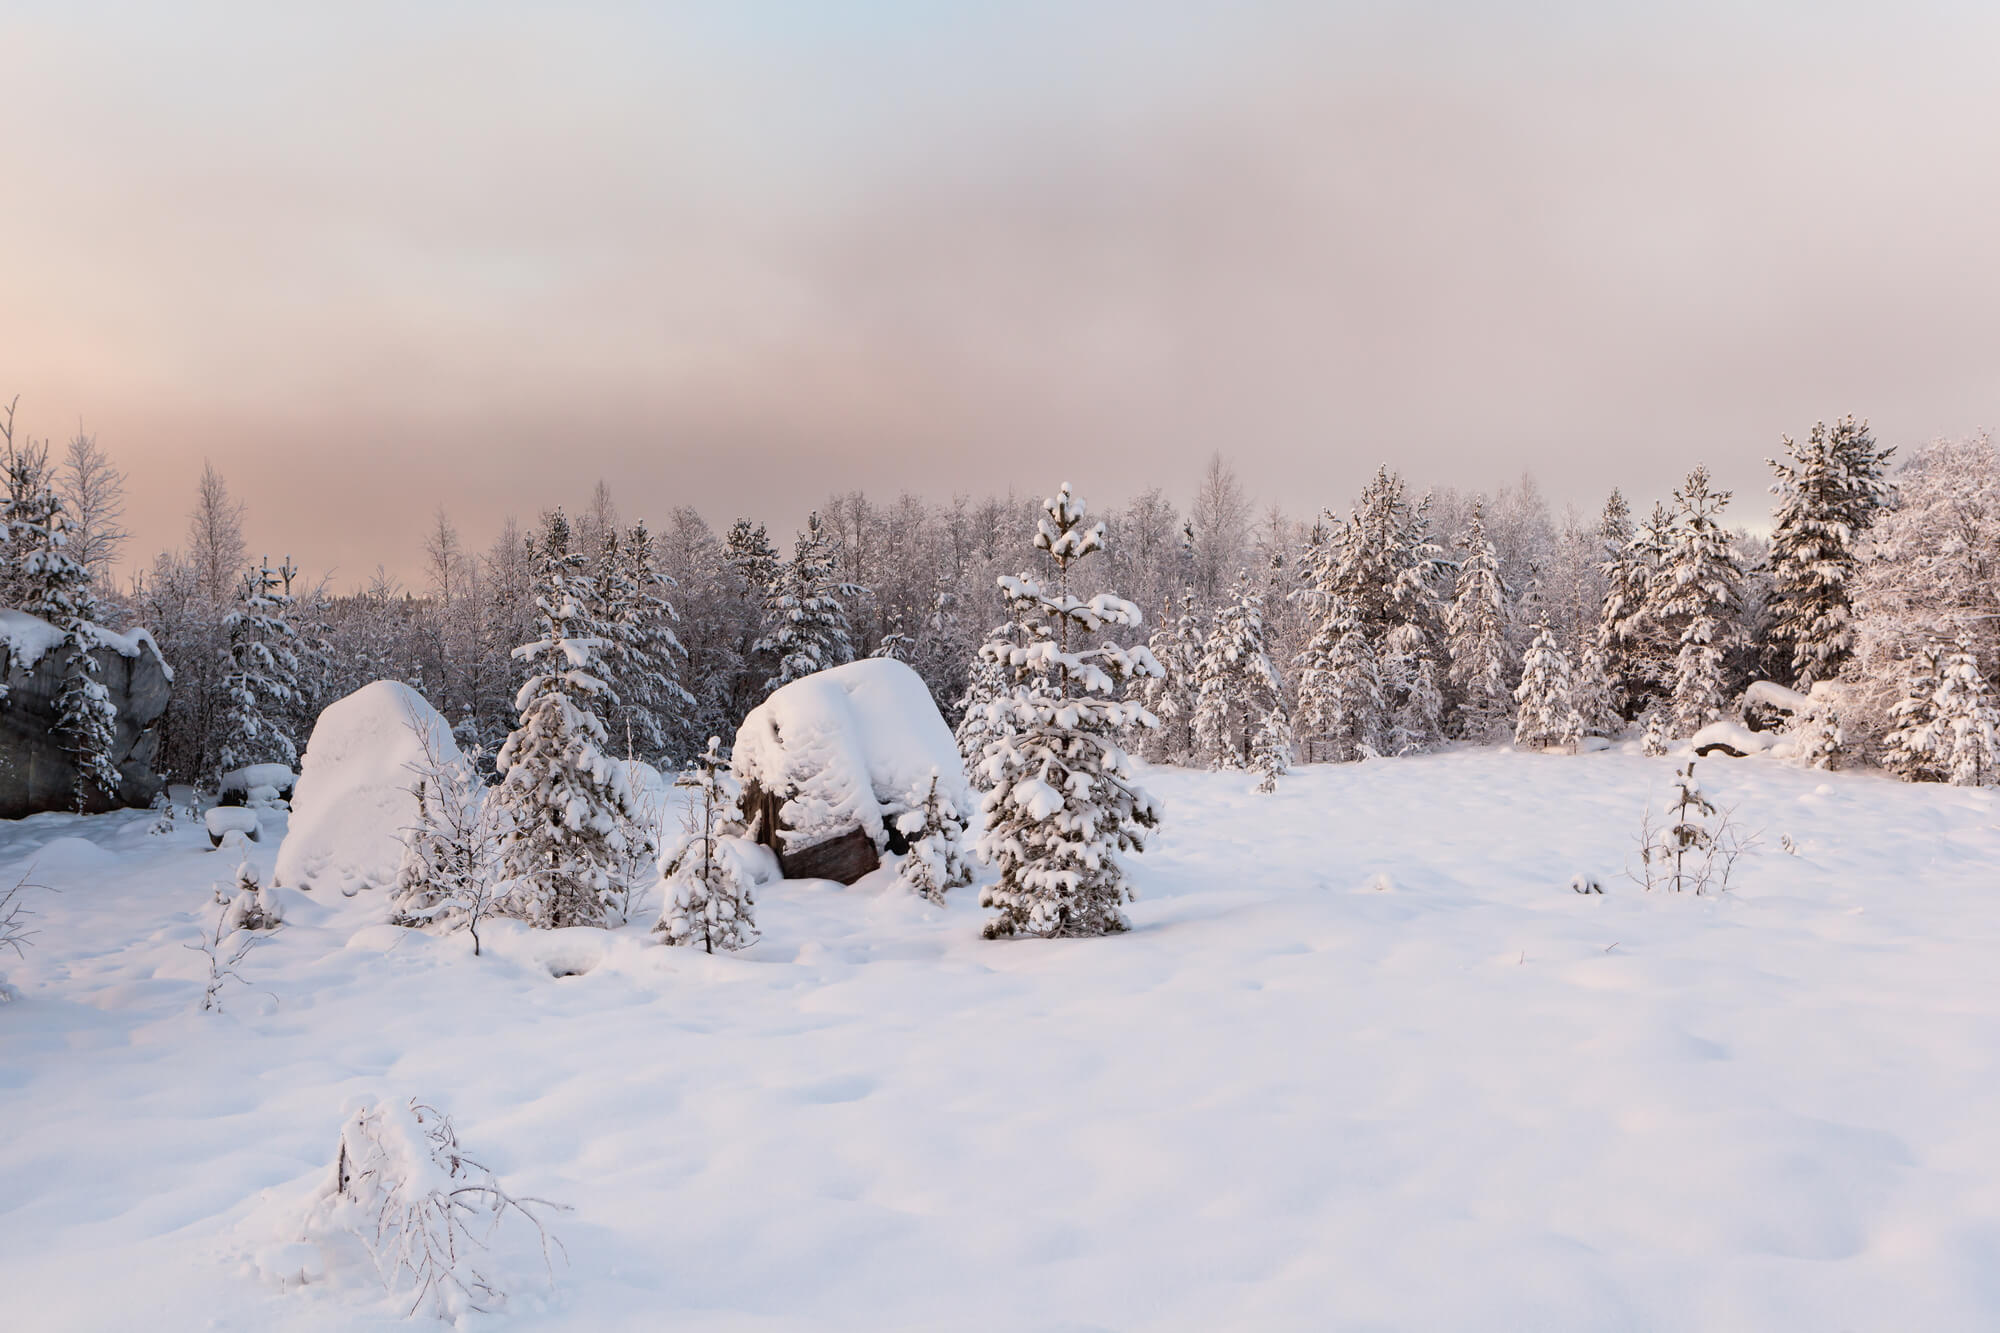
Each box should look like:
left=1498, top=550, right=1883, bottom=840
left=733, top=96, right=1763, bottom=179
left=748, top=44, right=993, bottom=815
left=757, top=511, right=856, bottom=694
left=1191, top=571, right=1286, bottom=768
left=216, top=557, right=303, bottom=776
left=491, top=509, right=651, bottom=929
left=974, top=483, right=1161, bottom=939
left=1447, top=500, right=1512, bottom=737
left=1656, top=466, right=1742, bottom=737
left=1767, top=418, right=1894, bottom=688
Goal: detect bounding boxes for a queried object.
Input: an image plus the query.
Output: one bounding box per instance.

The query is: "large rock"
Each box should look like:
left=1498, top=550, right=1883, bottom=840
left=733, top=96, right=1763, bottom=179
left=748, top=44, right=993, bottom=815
left=275, top=681, right=461, bottom=896
left=733, top=658, right=973, bottom=883
left=0, top=611, right=172, bottom=818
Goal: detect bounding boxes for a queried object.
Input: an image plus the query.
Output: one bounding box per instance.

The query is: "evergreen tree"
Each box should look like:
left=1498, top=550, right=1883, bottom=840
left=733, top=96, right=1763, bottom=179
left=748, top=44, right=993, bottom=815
left=757, top=511, right=857, bottom=694
left=1767, top=419, right=1893, bottom=688
left=1191, top=572, right=1285, bottom=768
left=975, top=483, right=1161, bottom=939
left=216, top=557, right=303, bottom=776
left=1446, top=501, right=1511, bottom=737
left=1572, top=641, right=1622, bottom=739
left=1933, top=638, right=2000, bottom=787
left=1880, top=642, right=1945, bottom=782
left=953, top=644, right=1011, bottom=783
left=1513, top=624, right=1583, bottom=752
left=491, top=509, right=651, bottom=929
left=1594, top=489, right=1642, bottom=712
left=1656, top=466, right=1742, bottom=737
left=892, top=771, right=973, bottom=905
left=0, top=426, right=123, bottom=806
left=1141, top=588, right=1203, bottom=764
left=1251, top=708, right=1292, bottom=793
left=655, top=737, right=757, bottom=951
left=1320, top=601, right=1388, bottom=762
left=596, top=520, right=693, bottom=765
left=1380, top=620, right=1444, bottom=755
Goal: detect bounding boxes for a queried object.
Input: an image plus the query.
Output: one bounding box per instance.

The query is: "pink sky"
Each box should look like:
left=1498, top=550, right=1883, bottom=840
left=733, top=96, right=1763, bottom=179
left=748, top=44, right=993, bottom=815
left=4, top=2, right=1996, bottom=585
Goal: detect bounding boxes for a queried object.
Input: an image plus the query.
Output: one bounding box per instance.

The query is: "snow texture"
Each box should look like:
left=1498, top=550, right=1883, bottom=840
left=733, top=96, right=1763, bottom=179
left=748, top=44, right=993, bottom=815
left=733, top=657, right=973, bottom=851
left=6, top=751, right=2000, bottom=1329
left=274, top=681, right=463, bottom=896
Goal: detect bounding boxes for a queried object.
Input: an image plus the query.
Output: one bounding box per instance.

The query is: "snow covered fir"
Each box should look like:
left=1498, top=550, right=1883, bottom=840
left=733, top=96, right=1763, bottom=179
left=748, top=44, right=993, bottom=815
left=3, top=397, right=2000, bottom=1327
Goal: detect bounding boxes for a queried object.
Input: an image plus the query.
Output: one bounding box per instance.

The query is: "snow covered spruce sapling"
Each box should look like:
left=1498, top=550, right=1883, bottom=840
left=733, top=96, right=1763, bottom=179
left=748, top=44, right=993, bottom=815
left=654, top=737, right=758, bottom=952
left=307, top=1096, right=567, bottom=1319
left=490, top=509, right=655, bottom=930
left=217, top=859, right=283, bottom=932
left=1933, top=637, right=2000, bottom=787
left=1633, top=760, right=1753, bottom=894
left=974, top=483, right=1162, bottom=939
left=893, top=769, right=973, bottom=904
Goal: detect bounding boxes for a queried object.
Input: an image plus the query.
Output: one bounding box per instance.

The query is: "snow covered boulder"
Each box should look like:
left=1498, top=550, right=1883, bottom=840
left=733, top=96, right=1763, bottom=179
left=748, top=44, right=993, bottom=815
left=220, top=763, right=297, bottom=806
left=204, top=805, right=262, bottom=847
left=275, top=682, right=462, bottom=896
left=733, top=658, right=973, bottom=884
left=0, top=610, right=173, bottom=817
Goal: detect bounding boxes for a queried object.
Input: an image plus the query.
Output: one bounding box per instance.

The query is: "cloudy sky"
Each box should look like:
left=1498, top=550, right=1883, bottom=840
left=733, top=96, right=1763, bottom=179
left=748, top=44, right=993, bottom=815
left=4, top=1, right=1996, bottom=584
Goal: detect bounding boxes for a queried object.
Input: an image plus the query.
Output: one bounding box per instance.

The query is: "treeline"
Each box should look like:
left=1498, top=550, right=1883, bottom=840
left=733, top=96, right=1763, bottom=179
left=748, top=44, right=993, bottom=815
left=9, top=392, right=1999, bottom=792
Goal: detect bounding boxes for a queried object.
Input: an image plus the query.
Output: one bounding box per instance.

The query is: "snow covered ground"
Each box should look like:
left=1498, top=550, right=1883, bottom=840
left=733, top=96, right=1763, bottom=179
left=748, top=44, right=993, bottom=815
left=4, top=749, right=2000, bottom=1330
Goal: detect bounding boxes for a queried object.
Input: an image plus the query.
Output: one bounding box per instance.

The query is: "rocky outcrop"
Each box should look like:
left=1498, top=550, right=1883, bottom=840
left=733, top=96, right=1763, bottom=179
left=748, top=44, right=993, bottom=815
left=0, top=612, right=172, bottom=818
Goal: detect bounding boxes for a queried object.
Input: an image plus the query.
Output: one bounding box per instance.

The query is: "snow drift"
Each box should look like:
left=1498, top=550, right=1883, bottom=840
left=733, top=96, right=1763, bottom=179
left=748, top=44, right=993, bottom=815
left=275, top=682, right=462, bottom=896
left=733, top=658, right=972, bottom=858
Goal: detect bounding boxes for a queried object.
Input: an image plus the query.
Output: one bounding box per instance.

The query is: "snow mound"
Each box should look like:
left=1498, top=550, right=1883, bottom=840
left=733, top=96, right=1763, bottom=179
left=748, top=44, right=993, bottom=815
left=733, top=658, right=972, bottom=851
left=275, top=682, right=461, bottom=896
left=1691, top=720, right=1776, bottom=757
left=221, top=764, right=297, bottom=800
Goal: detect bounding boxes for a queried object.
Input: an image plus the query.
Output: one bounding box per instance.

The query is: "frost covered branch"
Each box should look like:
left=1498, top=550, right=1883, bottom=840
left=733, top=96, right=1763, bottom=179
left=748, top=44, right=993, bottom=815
left=311, top=1097, right=568, bottom=1318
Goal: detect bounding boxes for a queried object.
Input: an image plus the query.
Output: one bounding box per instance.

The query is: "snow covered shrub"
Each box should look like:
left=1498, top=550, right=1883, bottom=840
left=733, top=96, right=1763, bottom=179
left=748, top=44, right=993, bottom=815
left=217, top=859, right=283, bottom=932
left=1446, top=500, right=1512, bottom=739
left=975, top=482, right=1162, bottom=939
left=654, top=738, right=758, bottom=952
left=306, top=1097, right=566, bottom=1319
left=1785, top=695, right=1844, bottom=771
left=186, top=890, right=275, bottom=1013
left=148, top=790, right=177, bottom=835
left=0, top=869, right=43, bottom=1002
left=1633, top=761, right=1752, bottom=894
left=393, top=711, right=505, bottom=954
left=894, top=770, right=973, bottom=904
left=1572, top=643, right=1622, bottom=739
left=490, top=509, right=654, bottom=930
left=1513, top=625, right=1583, bottom=752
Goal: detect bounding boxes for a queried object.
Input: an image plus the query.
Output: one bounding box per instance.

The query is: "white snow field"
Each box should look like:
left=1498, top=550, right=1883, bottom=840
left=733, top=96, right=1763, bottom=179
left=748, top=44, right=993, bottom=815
left=4, top=749, right=2000, bottom=1331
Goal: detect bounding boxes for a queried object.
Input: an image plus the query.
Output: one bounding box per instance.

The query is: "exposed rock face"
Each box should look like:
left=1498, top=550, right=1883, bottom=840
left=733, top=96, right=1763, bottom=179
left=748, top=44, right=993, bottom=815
left=0, top=622, right=172, bottom=818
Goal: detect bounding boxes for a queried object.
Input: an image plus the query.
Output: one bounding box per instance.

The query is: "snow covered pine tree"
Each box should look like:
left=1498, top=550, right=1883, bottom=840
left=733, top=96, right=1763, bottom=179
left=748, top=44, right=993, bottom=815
left=1766, top=419, right=1893, bottom=689
left=1191, top=571, right=1286, bottom=768
left=1932, top=637, right=2000, bottom=787
left=974, top=483, right=1162, bottom=939
left=757, top=511, right=858, bottom=694
left=216, top=556, right=304, bottom=778
left=654, top=736, right=757, bottom=951
left=1514, top=624, right=1584, bottom=752
left=1656, top=466, right=1742, bottom=738
left=893, top=770, right=973, bottom=904
left=1447, top=500, right=1512, bottom=738
left=491, top=509, right=653, bottom=930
